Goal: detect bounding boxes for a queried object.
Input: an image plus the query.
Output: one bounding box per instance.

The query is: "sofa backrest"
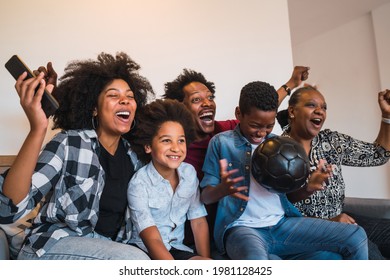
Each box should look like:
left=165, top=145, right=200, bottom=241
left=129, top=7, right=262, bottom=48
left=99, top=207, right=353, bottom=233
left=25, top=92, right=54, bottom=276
left=0, top=155, right=16, bottom=173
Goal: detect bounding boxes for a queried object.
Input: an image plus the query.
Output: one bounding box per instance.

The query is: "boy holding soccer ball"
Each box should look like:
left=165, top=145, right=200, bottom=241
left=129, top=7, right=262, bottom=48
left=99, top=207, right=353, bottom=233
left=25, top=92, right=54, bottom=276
left=200, top=81, right=368, bottom=260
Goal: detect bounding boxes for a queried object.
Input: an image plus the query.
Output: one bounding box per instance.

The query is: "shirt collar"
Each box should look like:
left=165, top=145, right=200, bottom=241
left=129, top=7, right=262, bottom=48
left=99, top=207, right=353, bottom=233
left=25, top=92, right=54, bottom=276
left=82, top=129, right=98, bottom=139
left=233, top=125, right=251, bottom=147
left=146, top=161, right=186, bottom=186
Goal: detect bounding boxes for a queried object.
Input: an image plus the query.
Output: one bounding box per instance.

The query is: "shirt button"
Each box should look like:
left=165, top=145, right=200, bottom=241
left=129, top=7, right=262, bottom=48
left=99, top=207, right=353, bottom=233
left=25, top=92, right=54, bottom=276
left=245, top=165, right=249, bottom=170
left=246, top=151, right=251, bottom=155
left=240, top=208, right=244, bottom=211
left=228, top=163, right=232, bottom=167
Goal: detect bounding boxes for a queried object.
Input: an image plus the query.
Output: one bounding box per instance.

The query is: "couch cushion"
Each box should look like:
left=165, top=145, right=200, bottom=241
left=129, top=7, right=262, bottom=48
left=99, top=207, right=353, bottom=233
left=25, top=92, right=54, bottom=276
left=0, top=204, right=40, bottom=259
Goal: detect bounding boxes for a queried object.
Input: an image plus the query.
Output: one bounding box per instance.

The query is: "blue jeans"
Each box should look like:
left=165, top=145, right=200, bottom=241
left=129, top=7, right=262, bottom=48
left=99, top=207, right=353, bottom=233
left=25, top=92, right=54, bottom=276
left=225, top=217, right=368, bottom=260
left=17, top=232, right=150, bottom=260
left=0, top=228, right=9, bottom=260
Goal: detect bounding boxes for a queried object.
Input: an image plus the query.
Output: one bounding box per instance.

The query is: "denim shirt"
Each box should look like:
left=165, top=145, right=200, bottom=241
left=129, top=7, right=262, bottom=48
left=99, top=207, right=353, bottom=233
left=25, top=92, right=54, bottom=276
left=0, top=129, right=142, bottom=257
left=200, top=125, right=302, bottom=254
left=128, top=161, right=207, bottom=253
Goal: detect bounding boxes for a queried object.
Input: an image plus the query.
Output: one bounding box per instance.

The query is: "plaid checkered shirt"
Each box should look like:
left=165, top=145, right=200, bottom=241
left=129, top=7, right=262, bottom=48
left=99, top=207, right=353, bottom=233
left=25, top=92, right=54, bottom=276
left=0, top=129, right=142, bottom=257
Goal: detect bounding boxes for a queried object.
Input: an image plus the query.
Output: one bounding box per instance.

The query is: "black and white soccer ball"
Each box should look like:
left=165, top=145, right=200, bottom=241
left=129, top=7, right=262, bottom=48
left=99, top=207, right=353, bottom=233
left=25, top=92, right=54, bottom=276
left=251, top=136, right=310, bottom=193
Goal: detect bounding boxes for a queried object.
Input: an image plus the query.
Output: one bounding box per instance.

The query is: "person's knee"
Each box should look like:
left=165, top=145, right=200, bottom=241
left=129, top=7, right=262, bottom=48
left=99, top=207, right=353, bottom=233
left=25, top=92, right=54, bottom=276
left=342, top=225, right=368, bottom=259
left=225, top=227, right=268, bottom=260
left=350, top=226, right=368, bottom=248
left=226, top=245, right=268, bottom=260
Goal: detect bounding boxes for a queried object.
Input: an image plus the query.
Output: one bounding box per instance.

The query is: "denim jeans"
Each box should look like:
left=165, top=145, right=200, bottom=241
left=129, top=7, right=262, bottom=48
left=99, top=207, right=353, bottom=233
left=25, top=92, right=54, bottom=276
left=17, top=232, right=150, bottom=260
left=225, top=217, right=368, bottom=260
left=0, top=228, right=9, bottom=260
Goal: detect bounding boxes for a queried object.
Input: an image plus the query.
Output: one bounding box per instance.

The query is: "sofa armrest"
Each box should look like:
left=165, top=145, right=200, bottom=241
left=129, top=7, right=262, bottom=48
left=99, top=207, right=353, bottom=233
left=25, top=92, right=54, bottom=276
left=344, top=197, right=390, bottom=219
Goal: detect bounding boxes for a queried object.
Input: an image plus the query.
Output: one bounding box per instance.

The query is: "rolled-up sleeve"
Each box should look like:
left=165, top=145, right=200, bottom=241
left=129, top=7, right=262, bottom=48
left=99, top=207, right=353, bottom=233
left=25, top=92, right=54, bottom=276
left=0, top=136, right=64, bottom=224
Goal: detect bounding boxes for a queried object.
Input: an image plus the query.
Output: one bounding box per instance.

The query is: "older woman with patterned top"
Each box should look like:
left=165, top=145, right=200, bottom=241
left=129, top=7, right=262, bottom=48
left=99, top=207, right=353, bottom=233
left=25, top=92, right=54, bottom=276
left=277, top=86, right=390, bottom=259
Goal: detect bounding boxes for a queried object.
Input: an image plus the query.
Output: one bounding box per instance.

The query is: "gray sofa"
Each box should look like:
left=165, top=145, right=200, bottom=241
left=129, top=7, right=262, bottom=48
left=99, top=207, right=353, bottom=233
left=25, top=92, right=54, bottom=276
left=344, top=197, right=390, bottom=219
left=2, top=196, right=390, bottom=260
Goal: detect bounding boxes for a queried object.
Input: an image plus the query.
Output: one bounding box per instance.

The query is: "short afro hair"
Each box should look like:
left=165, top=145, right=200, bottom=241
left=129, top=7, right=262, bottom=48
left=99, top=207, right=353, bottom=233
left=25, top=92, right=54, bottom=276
left=239, top=81, right=278, bottom=115
left=52, top=52, right=155, bottom=130
left=129, top=99, right=196, bottom=164
left=162, top=69, right=215, bottom=102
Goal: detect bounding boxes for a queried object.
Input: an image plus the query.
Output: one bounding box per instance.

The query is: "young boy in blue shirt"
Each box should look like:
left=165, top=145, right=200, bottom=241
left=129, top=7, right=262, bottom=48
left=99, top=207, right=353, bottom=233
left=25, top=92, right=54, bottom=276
left=128, top=99, right=210, bottom=260
left=200, top=81, right=368, bottom=260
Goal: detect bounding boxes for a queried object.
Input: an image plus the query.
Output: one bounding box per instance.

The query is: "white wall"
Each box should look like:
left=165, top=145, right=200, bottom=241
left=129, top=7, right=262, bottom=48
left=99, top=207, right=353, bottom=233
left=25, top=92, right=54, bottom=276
left=0, top=0, right=293, bottom=154
left=372, top=2, right=390, bottom=197
left=291, top=5, right=390, bottom=198
left=372, top=3, right=390, bottom=89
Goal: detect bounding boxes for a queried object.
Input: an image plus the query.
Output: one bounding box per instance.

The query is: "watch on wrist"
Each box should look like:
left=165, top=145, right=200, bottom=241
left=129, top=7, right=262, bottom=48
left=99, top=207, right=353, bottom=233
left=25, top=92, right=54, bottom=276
left=282, top=84, right=291, bottom=96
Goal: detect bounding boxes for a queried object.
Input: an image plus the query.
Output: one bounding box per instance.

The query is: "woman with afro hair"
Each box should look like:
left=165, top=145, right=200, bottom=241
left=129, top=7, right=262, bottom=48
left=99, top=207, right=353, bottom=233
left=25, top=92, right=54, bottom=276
left=0, top=52, right=155, bottom=260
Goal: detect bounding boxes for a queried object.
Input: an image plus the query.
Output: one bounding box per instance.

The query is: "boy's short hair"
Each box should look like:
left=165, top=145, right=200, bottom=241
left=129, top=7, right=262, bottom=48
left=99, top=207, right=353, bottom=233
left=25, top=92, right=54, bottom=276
left=130, top=99, right=196, bottom=163
left=239, top=81, right=278, bottom=115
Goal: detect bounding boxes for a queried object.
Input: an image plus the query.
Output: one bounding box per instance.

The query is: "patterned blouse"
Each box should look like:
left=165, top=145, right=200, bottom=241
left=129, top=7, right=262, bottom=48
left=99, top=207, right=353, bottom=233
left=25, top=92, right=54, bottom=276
left=282, top=129, right=390, bottom=219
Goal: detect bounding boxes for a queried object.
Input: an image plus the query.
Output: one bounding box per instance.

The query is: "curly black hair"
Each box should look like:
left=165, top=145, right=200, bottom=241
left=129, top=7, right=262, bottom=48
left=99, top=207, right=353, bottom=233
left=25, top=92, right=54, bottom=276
left=129, top=99, right=196, bottom=164
left=52, top=52, right=155, bottom=130
left=239, top=81, right=278, bottom=115
left=162, top=69, right=215, bottom=102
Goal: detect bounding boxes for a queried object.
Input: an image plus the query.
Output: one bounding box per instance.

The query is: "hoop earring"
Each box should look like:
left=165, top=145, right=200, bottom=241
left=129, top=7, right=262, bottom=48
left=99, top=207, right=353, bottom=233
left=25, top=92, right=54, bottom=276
left=92, top=116, right=99, bottom=130
left=130, top=119, right=136, bottom=130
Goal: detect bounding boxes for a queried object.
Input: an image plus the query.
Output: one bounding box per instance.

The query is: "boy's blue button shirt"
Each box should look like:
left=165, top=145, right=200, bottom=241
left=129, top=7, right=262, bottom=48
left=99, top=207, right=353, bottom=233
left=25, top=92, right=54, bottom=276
left=200, top=125, right=302, bottom=254
left=128, top=161, right=207, bottom=253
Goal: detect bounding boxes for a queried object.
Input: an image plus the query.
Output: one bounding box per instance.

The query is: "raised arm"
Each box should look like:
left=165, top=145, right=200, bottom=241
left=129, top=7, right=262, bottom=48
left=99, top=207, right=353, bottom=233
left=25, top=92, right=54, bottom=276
left=375, top=89, right=390, bottom=151
left=2, top=72, right=49, bottom=204
left=277, top=66, right=310, bottom=105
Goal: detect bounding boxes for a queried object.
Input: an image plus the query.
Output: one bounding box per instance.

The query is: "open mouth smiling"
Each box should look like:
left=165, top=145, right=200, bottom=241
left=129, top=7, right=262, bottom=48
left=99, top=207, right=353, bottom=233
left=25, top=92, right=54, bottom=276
left=116, top=111, right=130, bottom=120
left=199, top=111, right=214, bottom=123
left=311, top=118, right=322, bottom=126
left=167, top=155, right=181, bottom=160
